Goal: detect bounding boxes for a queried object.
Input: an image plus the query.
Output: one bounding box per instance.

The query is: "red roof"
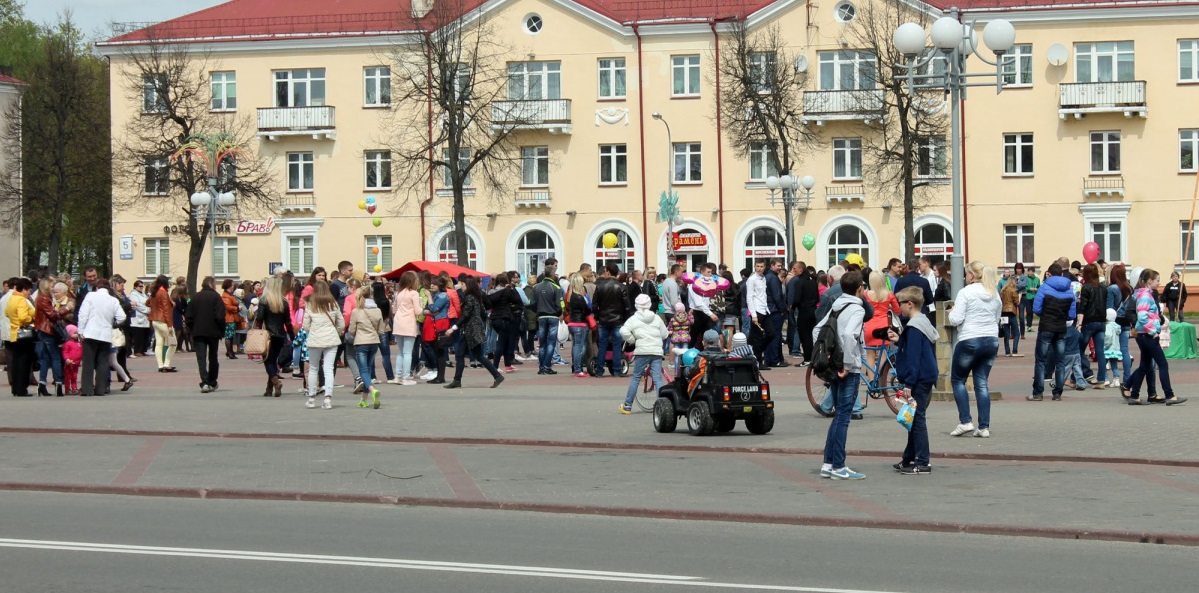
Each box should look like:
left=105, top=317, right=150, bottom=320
left=0, top=74, right=23, bottom=85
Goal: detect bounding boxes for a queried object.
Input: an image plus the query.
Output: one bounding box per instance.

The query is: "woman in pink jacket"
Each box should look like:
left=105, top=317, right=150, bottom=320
left=391, top=271, right=422, bottom=386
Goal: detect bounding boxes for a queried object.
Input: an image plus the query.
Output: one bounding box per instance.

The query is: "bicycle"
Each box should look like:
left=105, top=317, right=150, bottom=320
left=635, top=358, right=674, bottom=412
left=805, top=345, right=905, bottom=417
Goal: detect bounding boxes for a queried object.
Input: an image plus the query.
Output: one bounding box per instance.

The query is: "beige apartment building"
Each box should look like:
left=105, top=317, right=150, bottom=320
left=98, top=0, right=1199, bottom=283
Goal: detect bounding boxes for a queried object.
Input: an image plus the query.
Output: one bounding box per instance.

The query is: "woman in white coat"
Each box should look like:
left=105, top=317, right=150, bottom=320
left=618, top=293, right=669, bottom=414
left=946, top=261, right=1002, bottom=438
left=302, top=281, right=345, bottom=409
left=127, top=280, right=151, bottom=356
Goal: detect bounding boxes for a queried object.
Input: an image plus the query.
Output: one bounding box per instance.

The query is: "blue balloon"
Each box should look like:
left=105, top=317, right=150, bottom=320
left=681, top=348, right=701, bottom=367
left=365, top=195, right=377, bottom=205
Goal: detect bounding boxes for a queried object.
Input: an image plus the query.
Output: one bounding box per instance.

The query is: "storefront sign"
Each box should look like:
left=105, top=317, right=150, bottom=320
left=746, top=249, right=785, bottom=257
left=671, top=232, right=708, bottom=253
left=237, top=217, right=275, bottom=234
left=914, top=245, right=953, bottom=255
left=163, top=222, right=231, bottom=235
left=596, top=250, right=636, bottom=258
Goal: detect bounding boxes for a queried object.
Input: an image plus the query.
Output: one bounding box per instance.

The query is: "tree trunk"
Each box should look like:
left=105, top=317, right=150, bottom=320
left=186, top=217, right=205, bottom=292
left=452, top=183, right=467, bottom=267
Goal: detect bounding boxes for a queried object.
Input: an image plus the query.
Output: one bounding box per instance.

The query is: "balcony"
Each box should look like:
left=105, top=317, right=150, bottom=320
left=825, top=184, right=865, bottom=203
left=1082, top=176, right=1124, bottom=198
left=279, top=194, right=317, bottom=213
left=515, top=188, right=551, bottom=208
left=491, top=99, right=572, bottom=134
left=802, top=89, right=885, bottom=125
left=1059, top=82, right=1147, bottom=119
left=257, top=106, right=337, bottom=141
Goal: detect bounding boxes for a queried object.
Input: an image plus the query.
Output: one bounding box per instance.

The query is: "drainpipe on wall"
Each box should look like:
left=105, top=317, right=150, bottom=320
left=419, top=35, right=435, bottom=261
left=710, top=20, right=726, bottom=263
left=960, top=95, right=969, bottom=262
left=634, top=24, right=650, bottom=268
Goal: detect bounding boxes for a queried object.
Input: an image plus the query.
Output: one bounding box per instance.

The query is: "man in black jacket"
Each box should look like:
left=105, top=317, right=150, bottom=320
left=786, top=261, right=819, bottom=365
left=893, top=257, right=936, bottom=328
left=592, top=263, right=629, bottom=377
left=764, top=258, right=789, bottom=368
left=185, top=276, right=227, bottom=393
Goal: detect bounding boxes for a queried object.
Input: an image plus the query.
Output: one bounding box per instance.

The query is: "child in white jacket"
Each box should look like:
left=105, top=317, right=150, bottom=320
left=619, top=293, right=669, bottom=414
left=1102, top=308, right=1122, bottom=388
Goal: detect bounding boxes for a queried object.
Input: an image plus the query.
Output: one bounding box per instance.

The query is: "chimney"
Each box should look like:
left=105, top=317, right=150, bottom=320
left=412, top=0, right=434, bottom=19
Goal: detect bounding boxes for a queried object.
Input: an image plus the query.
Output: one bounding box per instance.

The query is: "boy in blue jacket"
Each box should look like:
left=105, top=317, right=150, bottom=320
left=888, top=287, right=939, bottom=475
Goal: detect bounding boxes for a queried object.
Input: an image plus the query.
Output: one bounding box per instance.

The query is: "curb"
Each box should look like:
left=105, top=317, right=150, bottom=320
left=1, top=480, right=1195, bottom=547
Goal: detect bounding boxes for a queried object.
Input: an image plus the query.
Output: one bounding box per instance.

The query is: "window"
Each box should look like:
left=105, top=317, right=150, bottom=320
left=914, top=224, right=952, bottom=263
left=287, top=235, right=315, bottom=275
left=212, top=238, right=238, bottom=275
left=1182, top=40, right=1199, bottom=82
left=365, top=236, right=392, bottom=272
left=364, top=66, right=391, bottom=106
left=672, top=55, right=701, bottom=97
left=288, top=152, right=314, bottom=191
left=834, top=1, right=856, bottom=22
left=598, top=58, right=626, bottom=99
left=442, top=148, right=472, bottom=187
left=144, top=238, right=169, bottom=276
left=818, top=50, right=876, bottom=90
left=1091, top=222, right=1123, bottom=263
left=521, top=146, right=549, bottom=186
left=507, top=61, right=561, bottom=100
left=917, top=136, right=948, bottom=178
left=143, top=156, right=169, bottom=195
left=1181, top=221, right=1199, bottom=263
left=917, top=50, right=949, bottom=80
left=1181, top=129, right=1198, bottom=172
left=142, top=73, right=167, bottom=113
left=1002, top=44, right=1032, bottom=87
left=749, top=141, right=778, bottom=181
left=599, top=144, right=627, bottom=184
left=210, top=71, right=237, bottom=111
left=1075, top=42, right=1134, bottom=83
left=833, top=138, right=862, bottom=180
left=438, top=232, right=478, bottom=268
left=524, top=14, right=543, bottom=34
left=594, top=230, right=634, bottom=272
left=749, top=52, right=777, bottom=93
left=364, top=151, right=391, bottom=190
left=216, top=157, right=237, bottom=188
left=1004, top=133, right=1034, bottom=175
left=274, top=68, right=326, bottom=107
left=1090, top=131, right=1121, bottom=174
left=1004, top=224, right=1035, bottom=265
left=673, top=142, right=702, bottom=183
left=744, top=226, right=785, bottom=271
left=516, top=229, right=556, bottom=279
left=826, top=224, right=870, bottom=270
left=449, top=63, right=472, bottom=102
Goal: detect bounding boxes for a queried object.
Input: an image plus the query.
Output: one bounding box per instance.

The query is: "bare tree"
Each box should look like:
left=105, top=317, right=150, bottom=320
left=113, top=37, right=278, bottom=289
left=384, top=0, right=543, bottom=265
left=847, top=0, right=949, bottom=261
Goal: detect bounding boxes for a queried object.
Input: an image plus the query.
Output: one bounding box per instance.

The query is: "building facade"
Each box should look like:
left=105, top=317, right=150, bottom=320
left=99, top=0, right=1199, bottom=283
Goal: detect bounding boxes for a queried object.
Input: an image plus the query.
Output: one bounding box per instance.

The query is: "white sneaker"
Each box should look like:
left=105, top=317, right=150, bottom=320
left=950, top=422, right=976, bottom=437
left=386, top=378, right=401, bottom=384
left=401, top=379, right=417, bottom=386
left=421, top=371, right=437, bottom=381
left=974, top=428, right=991, bottom=438
left=322, top=396, right=333, bottom=409
left=305, top=397, right=316, bottom=409
left=514, top=354, right=526, bottom=362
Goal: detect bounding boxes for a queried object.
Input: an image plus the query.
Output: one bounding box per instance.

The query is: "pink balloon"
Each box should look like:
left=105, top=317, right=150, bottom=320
left=1082, top=241, right=1100, bottom=264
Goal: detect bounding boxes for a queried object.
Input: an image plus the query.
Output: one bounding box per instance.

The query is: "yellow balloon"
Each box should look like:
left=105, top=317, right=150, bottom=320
left=602, top=232, right=618, bottom=249
left=358, top=200, right=367, bottom=210
left=373, top=264, right=383, bottom=273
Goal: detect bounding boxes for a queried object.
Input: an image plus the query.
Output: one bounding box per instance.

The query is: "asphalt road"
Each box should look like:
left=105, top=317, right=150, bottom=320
left=0, top=491, right=1188, bottom=593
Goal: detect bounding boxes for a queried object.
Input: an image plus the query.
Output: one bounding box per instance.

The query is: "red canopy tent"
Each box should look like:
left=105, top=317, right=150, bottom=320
left=381, top=260, right=486, bottom=280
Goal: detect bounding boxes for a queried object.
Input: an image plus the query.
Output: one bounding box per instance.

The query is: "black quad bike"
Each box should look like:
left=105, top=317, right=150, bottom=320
left=652, top=355, right=774, bottom=436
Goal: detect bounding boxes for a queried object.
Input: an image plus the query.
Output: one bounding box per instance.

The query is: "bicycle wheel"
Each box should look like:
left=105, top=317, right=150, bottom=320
left=635, top=372, right=657, bottom=412
left=805, top=366, right=834, bottom=417
left=875, top=359, right=903, bottom=416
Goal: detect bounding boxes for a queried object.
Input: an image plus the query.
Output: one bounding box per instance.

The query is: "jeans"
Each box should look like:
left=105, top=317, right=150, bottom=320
left=951, top=337, right=997, bottom=429
left=536, top=317, right=559, bottom=371
left=453, top=342, right=502, bottom=383
left=1118, top=327, right=1132, bottom=385
left=1021, top=296, right=1034, bottom=332
left=766, top=312, right=785, bottom=365
left=570, top=326, right=589, bottom=373
left=823, top=373, right=861, bottom=469
left=596, top=324, right=624, bottom=376
left=787, top=310, right=800, bottom=356
left=1075, top=322, right=1102, bottom=382
left=1033, top=331, right=1066, bottom=396
left=193, top=336, right=220, bottom=387
left=902, top=382, right=933, bottom=467
left=355, top=344, right=379, bottom=390
left=491, top=318, right=519, bottom=368
left=1002, top=315, right=1020, bottom=355
left=394, top=336, right=416, bottom=380
left=377, top=331, right=394, bottom=380
left=520, top=327, right=535, bottom=356
left=624, top=355, right=666, bottom=408
left=308, top=346, right=337, bottom=396
left=1129, top=333, right=1173, bottom=399
left=37, top=331, right=64, bottom=384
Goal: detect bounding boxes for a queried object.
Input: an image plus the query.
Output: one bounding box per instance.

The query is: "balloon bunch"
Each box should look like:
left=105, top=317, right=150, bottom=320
left=358, top=195, right=383, bottom=228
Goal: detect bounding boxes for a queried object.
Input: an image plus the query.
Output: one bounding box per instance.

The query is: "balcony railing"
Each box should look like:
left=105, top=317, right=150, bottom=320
left=491, top=99, right=572, bottom=134
left=802, top=89, right=885, bottom=125
left=257, top=106, right=337, bottom=140
left=1082, top=176, right=1125, bottom=198
left=515, top=188, right=551, bottom=208
left=1059, top=81, right=1147, bottom=119
left=825, top=184, right=865, bottom=203
left=279, top=194, right=317, bottom=213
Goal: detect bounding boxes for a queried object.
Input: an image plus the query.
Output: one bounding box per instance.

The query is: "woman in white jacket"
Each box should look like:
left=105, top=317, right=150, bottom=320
left=618, top=293, right=669, bottom=414
left=127, top=281, right=151, bottom=356
left=946, top=261, right=1002, bottom=438
left=302, top=281, right=345, bottom=409
left=77, top=279, right=127, bottom=397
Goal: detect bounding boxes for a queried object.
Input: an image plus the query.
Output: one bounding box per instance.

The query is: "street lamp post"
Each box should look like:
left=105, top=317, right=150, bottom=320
left=174, top=132, right=240, bottom=280
left=764, top=174, right=816, bottom=263
left=190, top=177, right=235, bottom=277
left=651, top=112, right=683, bottom=261
left=892, top=10, right=1016, bottom=299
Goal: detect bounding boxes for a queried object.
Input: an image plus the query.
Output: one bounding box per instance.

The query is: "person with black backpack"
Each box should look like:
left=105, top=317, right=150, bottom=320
left=811, top=270, right=867, bottom=481
left=1029, top=263, right=1076, bottom=402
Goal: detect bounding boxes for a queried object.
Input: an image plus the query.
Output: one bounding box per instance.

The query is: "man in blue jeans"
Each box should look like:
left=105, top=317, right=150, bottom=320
left=531, top=265, right=563, bottom=375
left=592, top=263, right=630, bottom=377
left=812, top=271, right=867, bottom=480
left=1030, top=263, right=1075, bottom=401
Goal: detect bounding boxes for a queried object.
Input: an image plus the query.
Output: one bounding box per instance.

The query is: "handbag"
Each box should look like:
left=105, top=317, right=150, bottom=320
left=244, top=328, right=270, bottom=355
left=16, top=326, right=34, bottom=340
left=435, top=330, right=454, bottom=348
left=53, top=321, right=70, bottom=345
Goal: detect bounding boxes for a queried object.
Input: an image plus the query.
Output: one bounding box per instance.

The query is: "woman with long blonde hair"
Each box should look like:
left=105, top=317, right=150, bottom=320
left=862, top=270, right=900, bottom=383
left=946, top=261, right=1001, bottom=438
left=254, top=276, right=293, bottom=398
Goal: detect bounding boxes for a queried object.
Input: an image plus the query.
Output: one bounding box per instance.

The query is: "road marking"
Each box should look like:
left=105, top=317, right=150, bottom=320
left=0, top=538, right=902, bottom=592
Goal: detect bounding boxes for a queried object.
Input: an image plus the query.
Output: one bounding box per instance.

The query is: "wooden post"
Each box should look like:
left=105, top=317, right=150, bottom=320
left=930, top=305, right=1002, bottom=402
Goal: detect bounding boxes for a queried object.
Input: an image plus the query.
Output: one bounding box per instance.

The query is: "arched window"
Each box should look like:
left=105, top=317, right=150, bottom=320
left=743, top=226, right=785, bottom=272
left=516, top=229, right=555, bottom=280
left=594, top=229, right=635, bottom=273
left=827, top=224, right=870, bottom=270
left=437, top=232, right=477, bottom=269
left=914, top=223, right=953, bottom=265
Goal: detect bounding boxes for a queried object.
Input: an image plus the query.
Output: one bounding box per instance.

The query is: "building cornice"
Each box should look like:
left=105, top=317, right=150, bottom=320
left=97, top=33, right=423, bottom=57
left=962, top=4, right=1199, bottom=24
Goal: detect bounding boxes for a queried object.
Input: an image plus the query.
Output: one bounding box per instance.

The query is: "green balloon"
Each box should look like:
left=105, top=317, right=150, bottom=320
left=372, top=217, right=382, bottom=227
left=801, top=233, right=816, bottom=250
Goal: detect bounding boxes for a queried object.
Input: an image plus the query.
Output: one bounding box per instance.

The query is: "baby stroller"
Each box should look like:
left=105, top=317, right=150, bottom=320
left=586, top=331, right=631, bottom=377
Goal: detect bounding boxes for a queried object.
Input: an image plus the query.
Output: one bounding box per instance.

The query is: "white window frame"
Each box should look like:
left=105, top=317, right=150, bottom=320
left=287, top=152, right=315, bottom=192
left=438, top=232, right=478, bottom=268
left=749, top=51, right=777, bottom=94
left=917, top=51, right=948, bottom=80
left=212, top=237, right=238, bottom=276
left=749, top=141, right=778, bottom=181
left=914, top=224, right=953, bottom=260
left=832, top=138, right=862, bottom=180
left=1090, top=131, right=1121, bottom=174
left=1091, top=222, right=1124, bottom=264
left=597, top=58, right=626, bottom=99
left=916, top=136, right=948, bottom=178
left=144, top=238, right=170, bottom=276
left=450, top=63, right=472, bottom=102
left=1181, top=39, right=1199, bottom=82
left=671, top=55, right=701, bottom=97
left=1002, top=44, right=1033, bottom=87
left=826, top=224, right=871, bottom=271
left=1004, top=133, right=1034, bottom=176
left=1181, top=221, right=1199, bottom=264
left=442, top=148, right=472, bottom=187
left=818, top=50, right=876, bottom=91
left=1074, top=41, right=1135, bottom=83
left=143, top=156, right=169, bottom=195
left=521, top=146, right=549, bottom=187
left=365, top=235, right=392, bottom=272
left=744, top=226, right=786, bottom=272
left=594, top=229, right=635, bottom=273
left=274, top=68, right=326, bottom=107
left=1003, top=224, right=1035, bottom=266
left=1080, top=202, right=1131, bottom=265
left=364, top=150, right=391, bottom=190
left=673, top=142, right=702, bottom=184
left=599, top=144, right=627, bottom=185
left=142, top=73, right=167, bottom=113
left=364, top=66, right=391, bottom=107
left=1181, top=129, right=1198, bottom=173
left=210, top=71, right=237, bottom=111
left=515, top=229, right=556, bottom=280
left=507, top=61, right=561, bottom=100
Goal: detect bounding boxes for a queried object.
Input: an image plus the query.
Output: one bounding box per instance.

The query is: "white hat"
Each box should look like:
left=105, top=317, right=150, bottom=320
left=634, top=293, right=652, bottom=310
